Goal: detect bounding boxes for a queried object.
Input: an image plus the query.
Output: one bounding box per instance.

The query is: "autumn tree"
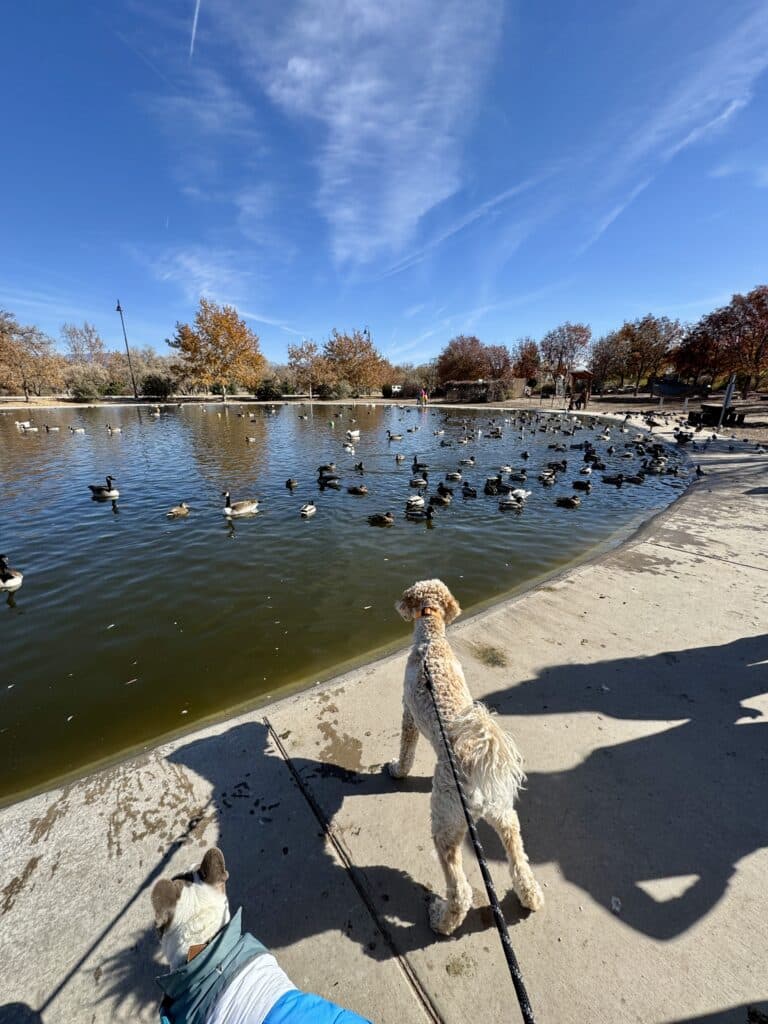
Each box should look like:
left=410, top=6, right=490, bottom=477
left=619, top=315, right=679, bottom=394
left=322, top=329, right=387, bottom=394
left=672, top=321, right=728, bottom=385
left=485, top=344, right=513, bottom=382
left=723, top=286, right=768, bottom=396
left=167, top=298, right=266, bottom=401
left=287, top=339, right=326, bottom=398
left=435, top=335, right=488, bottom=384
left=511, top=337, right=541, bottom=382
left=588, top=331, right=630, bottom=390
left=61, top=321, right=107, bottom=364
left=539, top=322, right=591, bottom=378
left=0, top=313, right=66, bottom=400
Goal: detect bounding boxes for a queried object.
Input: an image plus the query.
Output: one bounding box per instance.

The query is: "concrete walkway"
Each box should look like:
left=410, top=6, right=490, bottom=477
left=1, top=416, right=766, bottom=1024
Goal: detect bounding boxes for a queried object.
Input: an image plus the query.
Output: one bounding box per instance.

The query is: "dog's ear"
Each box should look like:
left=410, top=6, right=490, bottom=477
left=438, top=584, right=461, bottom=624
left=198, top=847, right=228, bottom=892
left=395, top=584, right=420, bottom=621
left=151, top=878, right=185, bottom=933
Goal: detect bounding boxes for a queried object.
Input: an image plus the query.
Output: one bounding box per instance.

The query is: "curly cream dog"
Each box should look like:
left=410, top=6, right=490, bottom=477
left=388, top=579, right=543, bottom=935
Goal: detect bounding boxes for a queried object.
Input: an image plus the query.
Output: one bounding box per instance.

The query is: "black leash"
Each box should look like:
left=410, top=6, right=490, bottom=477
left=422, top=658, right=536, bottom=1024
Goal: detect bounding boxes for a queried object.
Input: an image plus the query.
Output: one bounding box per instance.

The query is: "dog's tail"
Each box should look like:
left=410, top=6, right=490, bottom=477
left=448, top=702, right=525, bottom=814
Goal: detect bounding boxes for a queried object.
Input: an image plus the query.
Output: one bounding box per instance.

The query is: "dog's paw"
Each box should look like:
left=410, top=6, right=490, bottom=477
left=517, top=876, right=544, bottom=912
left=428, top=883, right=472, bottom=935
left=385, top=759, right=408, bottom=780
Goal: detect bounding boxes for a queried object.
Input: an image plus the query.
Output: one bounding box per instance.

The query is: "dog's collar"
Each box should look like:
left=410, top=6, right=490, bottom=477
left=187, top=941, right=208, bottom=963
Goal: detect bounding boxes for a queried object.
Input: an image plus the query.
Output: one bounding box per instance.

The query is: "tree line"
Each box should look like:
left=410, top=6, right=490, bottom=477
left=1, top=283, right=766, bottom=402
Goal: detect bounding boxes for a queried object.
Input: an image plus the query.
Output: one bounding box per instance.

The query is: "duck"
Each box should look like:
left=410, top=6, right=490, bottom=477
left=347, top=484, right=368, bottom=495
left=106, top=424, right=122, bottom=433
left=22, top=424, right=39, bottom=432
left=285, top=478, right=299, bottom=489
left=44, top=425, right=60, bottom=432
left=436, top=481, right=453, bottom=497
left=354, top=461, right=365, bottom=472
left=459, top=456, right=475, bottom=466
left=0, top=554, right=23, bottom=592
left=521, top=450, right=530, bottom=460
left=572, top=479, right=592, bottom=492
left=579, top=465, right=593, bottom=475
left=410, top=472, right=429, bottom=488
left=499, top=494, right=523, bottom=511
left=343, top=443, right=355, bottom=454
left=89, top=475, right=119, bottom=499
left=556, top=495, right=581, bottom=509
left=346, top=429, right=360, bottom=440
left=222, top=491, right=259, bottom=516
left=368, top=511, right=395, bottom=527
left=150, top=407, right=161, bottom=418
left=405, top=505, right=435, bottom=522
left=69, top=426, right=85, bottom=434
left=624, top=473, right=646, bottom=485
left=445, top=470, right=462, bottom=482
left=602, top=473, right=624, bottom=486
left=508, top=469, right=528, bottom=482
left=300, top=502, right=317, bottom=517
left=510, top=488, right=532, bottom=502
left=499, top=465, right=513, bottom=474
left=484, top=476, right=500, bottom=495
left=406, top=494, right=425, bottom=509
left=395, top=453, right=406, bottom=463
left=462, top=483, right=478, bottom=498
left=538, top=470, right=556, bottom=485
left=317, top=463, right=337, bottom=474
left=412, top=456, right=429, bottom=471
left=166, top=502, right=190, bottom=518
left=439, top=439, right=453, bottom=447
left=429, top=492, right=452, bottom=507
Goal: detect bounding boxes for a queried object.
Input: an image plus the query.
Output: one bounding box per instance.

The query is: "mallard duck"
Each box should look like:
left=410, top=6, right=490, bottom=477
left=300, top=502, right=317, bottom=517
left=538, top=469, right=556, bottom=484
left=445, top=471, right=462, bottom=481
left=286, top=478, right=298, bottom=489
left=556, top=495, right=581, bottom=509
left=572, top=479, right=592, bottom=492
left=167, top=502, right=190, bottom=517
left=462, top=483, right=478, bottom=498
left=347, top=484, right=368, bottom=495
left=624, top=474, right=645, bottom=485
left=406, top=494, right=425, bottom=509
left=547, top=459, right=567, bottom=472
left=405, top=505, right=434, bottom=522
left=484, top=476, right=500, bottom=495
left=602, top=473, right=624, bottom=486
left=106, top=424, right=122, bottom=433
left=222, top=491, right=259, bottom=516
left=508, top=469, right=528, bottom=482
left=499, top=494, right=523, bottom=511
left=89, top=475, right=119, bottom=499
left=368, top=511, right=395, bottom=527
left=459, top=456, right=475, bottom=466
left=0, top=555, right=23, bottom=592
left=429, top=492, right=451, bottom=507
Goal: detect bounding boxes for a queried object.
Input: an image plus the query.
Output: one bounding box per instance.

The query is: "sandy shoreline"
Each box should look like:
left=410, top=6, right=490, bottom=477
left=0, top=412, right=766, bottom=1022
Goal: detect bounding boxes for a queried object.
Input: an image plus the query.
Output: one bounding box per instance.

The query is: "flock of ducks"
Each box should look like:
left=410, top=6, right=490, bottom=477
left=3, top=401, right=731, bottom=597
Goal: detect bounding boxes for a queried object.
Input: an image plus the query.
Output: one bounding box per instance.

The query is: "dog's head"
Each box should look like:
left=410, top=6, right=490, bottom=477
left=151, top=847, right=230, bottom=971
left=395, top=578, right=461, bottom=624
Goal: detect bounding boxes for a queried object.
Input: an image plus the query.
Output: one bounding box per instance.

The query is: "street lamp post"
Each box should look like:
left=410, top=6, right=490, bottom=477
left=115, top=300, right=139, bottom=400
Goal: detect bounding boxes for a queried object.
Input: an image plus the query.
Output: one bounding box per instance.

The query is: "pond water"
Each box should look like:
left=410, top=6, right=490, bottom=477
left=0, top=402, right=686, bottom=804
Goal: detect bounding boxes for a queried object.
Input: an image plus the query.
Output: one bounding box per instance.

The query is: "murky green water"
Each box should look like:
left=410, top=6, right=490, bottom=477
left=0, top=402, right=685, bottom=803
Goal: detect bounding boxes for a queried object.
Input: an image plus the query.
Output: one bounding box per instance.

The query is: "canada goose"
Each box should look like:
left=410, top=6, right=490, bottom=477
left=462, top=483, right=478, bottom=498
left=395, top=453, right=406, bottom=463
left=0, top=555, right=23, bottom=592
left=405, top=505, right=435, bottom=522
left=556, top=495, right=581, bottom=509
left=245, top=436, right=258, bottom=444
left=106, top=424, right=122, bottom=433
left=317, top=463, right=336, bottom=474
left=44, top=425, right=60, bottom=432
left=406, top=494, right=425, bottom=509
left=69, top=426, right=85, bottom=434
left=412, top=456, right=429, bottom=471
left=285, top=478, right=299, bottom=489
left=445, top=471, right=462, bottom=481
left=538, top=470, right=556, bottom=485
left=167, top=502, right=190, bottom=518
left=89, top=475, right=119, bottom=499
left=602, top=473, right=624, bottom=486
left=429, top=492, right=451, bottom=507
left=354, top=461, right=365, bottom=472
left=222, top=491, right=259, bottom=517
left=347, top=484, right=368, bottom=495
left=300, top=502, right=317, bottom=517
left=368, top=511, right=395, bottom=527
left=572, top=479, right=592, bottom=492
left=436, top=481, right=453, bottom=497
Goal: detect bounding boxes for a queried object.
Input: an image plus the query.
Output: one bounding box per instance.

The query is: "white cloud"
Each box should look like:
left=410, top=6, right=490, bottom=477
left=711, top=157, right=768, bottom=188
left=578, top=178, right=653, bottom=254
left=147, top=67, right=259, bottom=141
left=214, top=0, right=504, bottom=264
left=150, top=246, right=253, bottom=302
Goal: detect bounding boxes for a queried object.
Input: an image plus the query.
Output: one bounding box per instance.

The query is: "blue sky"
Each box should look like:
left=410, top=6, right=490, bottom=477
left=2, top=1, right=768, bottom=364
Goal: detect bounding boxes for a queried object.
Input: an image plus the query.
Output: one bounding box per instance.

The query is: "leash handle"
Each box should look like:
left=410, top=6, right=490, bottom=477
left=423, top=660, right=536, bottom=1024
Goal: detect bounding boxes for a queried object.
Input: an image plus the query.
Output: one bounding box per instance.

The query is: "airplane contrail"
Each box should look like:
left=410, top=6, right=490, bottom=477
left=189, top=0, right=202, bottom=57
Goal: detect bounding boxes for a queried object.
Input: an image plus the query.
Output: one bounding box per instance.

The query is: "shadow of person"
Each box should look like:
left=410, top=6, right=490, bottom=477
left=484, top=634, right=768, bottom=940
left=161, top=721, right=437, bottom=962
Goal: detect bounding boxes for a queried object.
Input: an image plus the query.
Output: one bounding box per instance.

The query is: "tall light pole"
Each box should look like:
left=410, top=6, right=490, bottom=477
left=115, top=300, right=139, bottom=400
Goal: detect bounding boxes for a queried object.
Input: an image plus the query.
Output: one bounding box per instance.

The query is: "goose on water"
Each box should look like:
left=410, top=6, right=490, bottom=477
left=89, top=475, right=119, bottom=499
left=368, top=511, right=395, bottom=527
left=167, top=502, right=190, bottom=518
left=44, top=425, right=60, bottom=432
left=69, top=426, right=85, bottom=434
left=0, top=555, right=23, bottom=592
left=222, top=491, right=259, bottom=516
left=106, top=424, right=122, bottom=433
left=410, top=472, right=428, bottom=488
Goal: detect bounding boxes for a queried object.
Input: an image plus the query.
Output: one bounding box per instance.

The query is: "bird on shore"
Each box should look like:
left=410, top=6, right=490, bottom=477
left=89, top=475, right=119, bottom=499
left=222, top=491, right=259, bottom=517
left=696, top=464, right=705, bottom=478
left=167, top=502, right=190, bottom=518
left=368, top=511, right=395, bottom=527
left=0, top=554, right=23, bottom=592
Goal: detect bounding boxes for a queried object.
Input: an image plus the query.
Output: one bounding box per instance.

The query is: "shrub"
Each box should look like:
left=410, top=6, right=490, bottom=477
left=254, top=377, right=283, bottom=401
left=141, top=373, right=175, bottom=399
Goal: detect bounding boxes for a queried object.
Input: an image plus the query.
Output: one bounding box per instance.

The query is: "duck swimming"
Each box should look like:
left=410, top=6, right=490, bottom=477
left=89, top=475, right=119, bottom=499
left=166, top=502, right=190, bottom=518
left=368, top=511, right=395, bottom=527
left=347, top=484, right=368, bottom=495
left=405, top=505, right=435, bottom=522
left=300, top=502, right=317, bottom=517
left=556, top=495, right=581, bottom=509
left=0, top=554, right=23, bottom=592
